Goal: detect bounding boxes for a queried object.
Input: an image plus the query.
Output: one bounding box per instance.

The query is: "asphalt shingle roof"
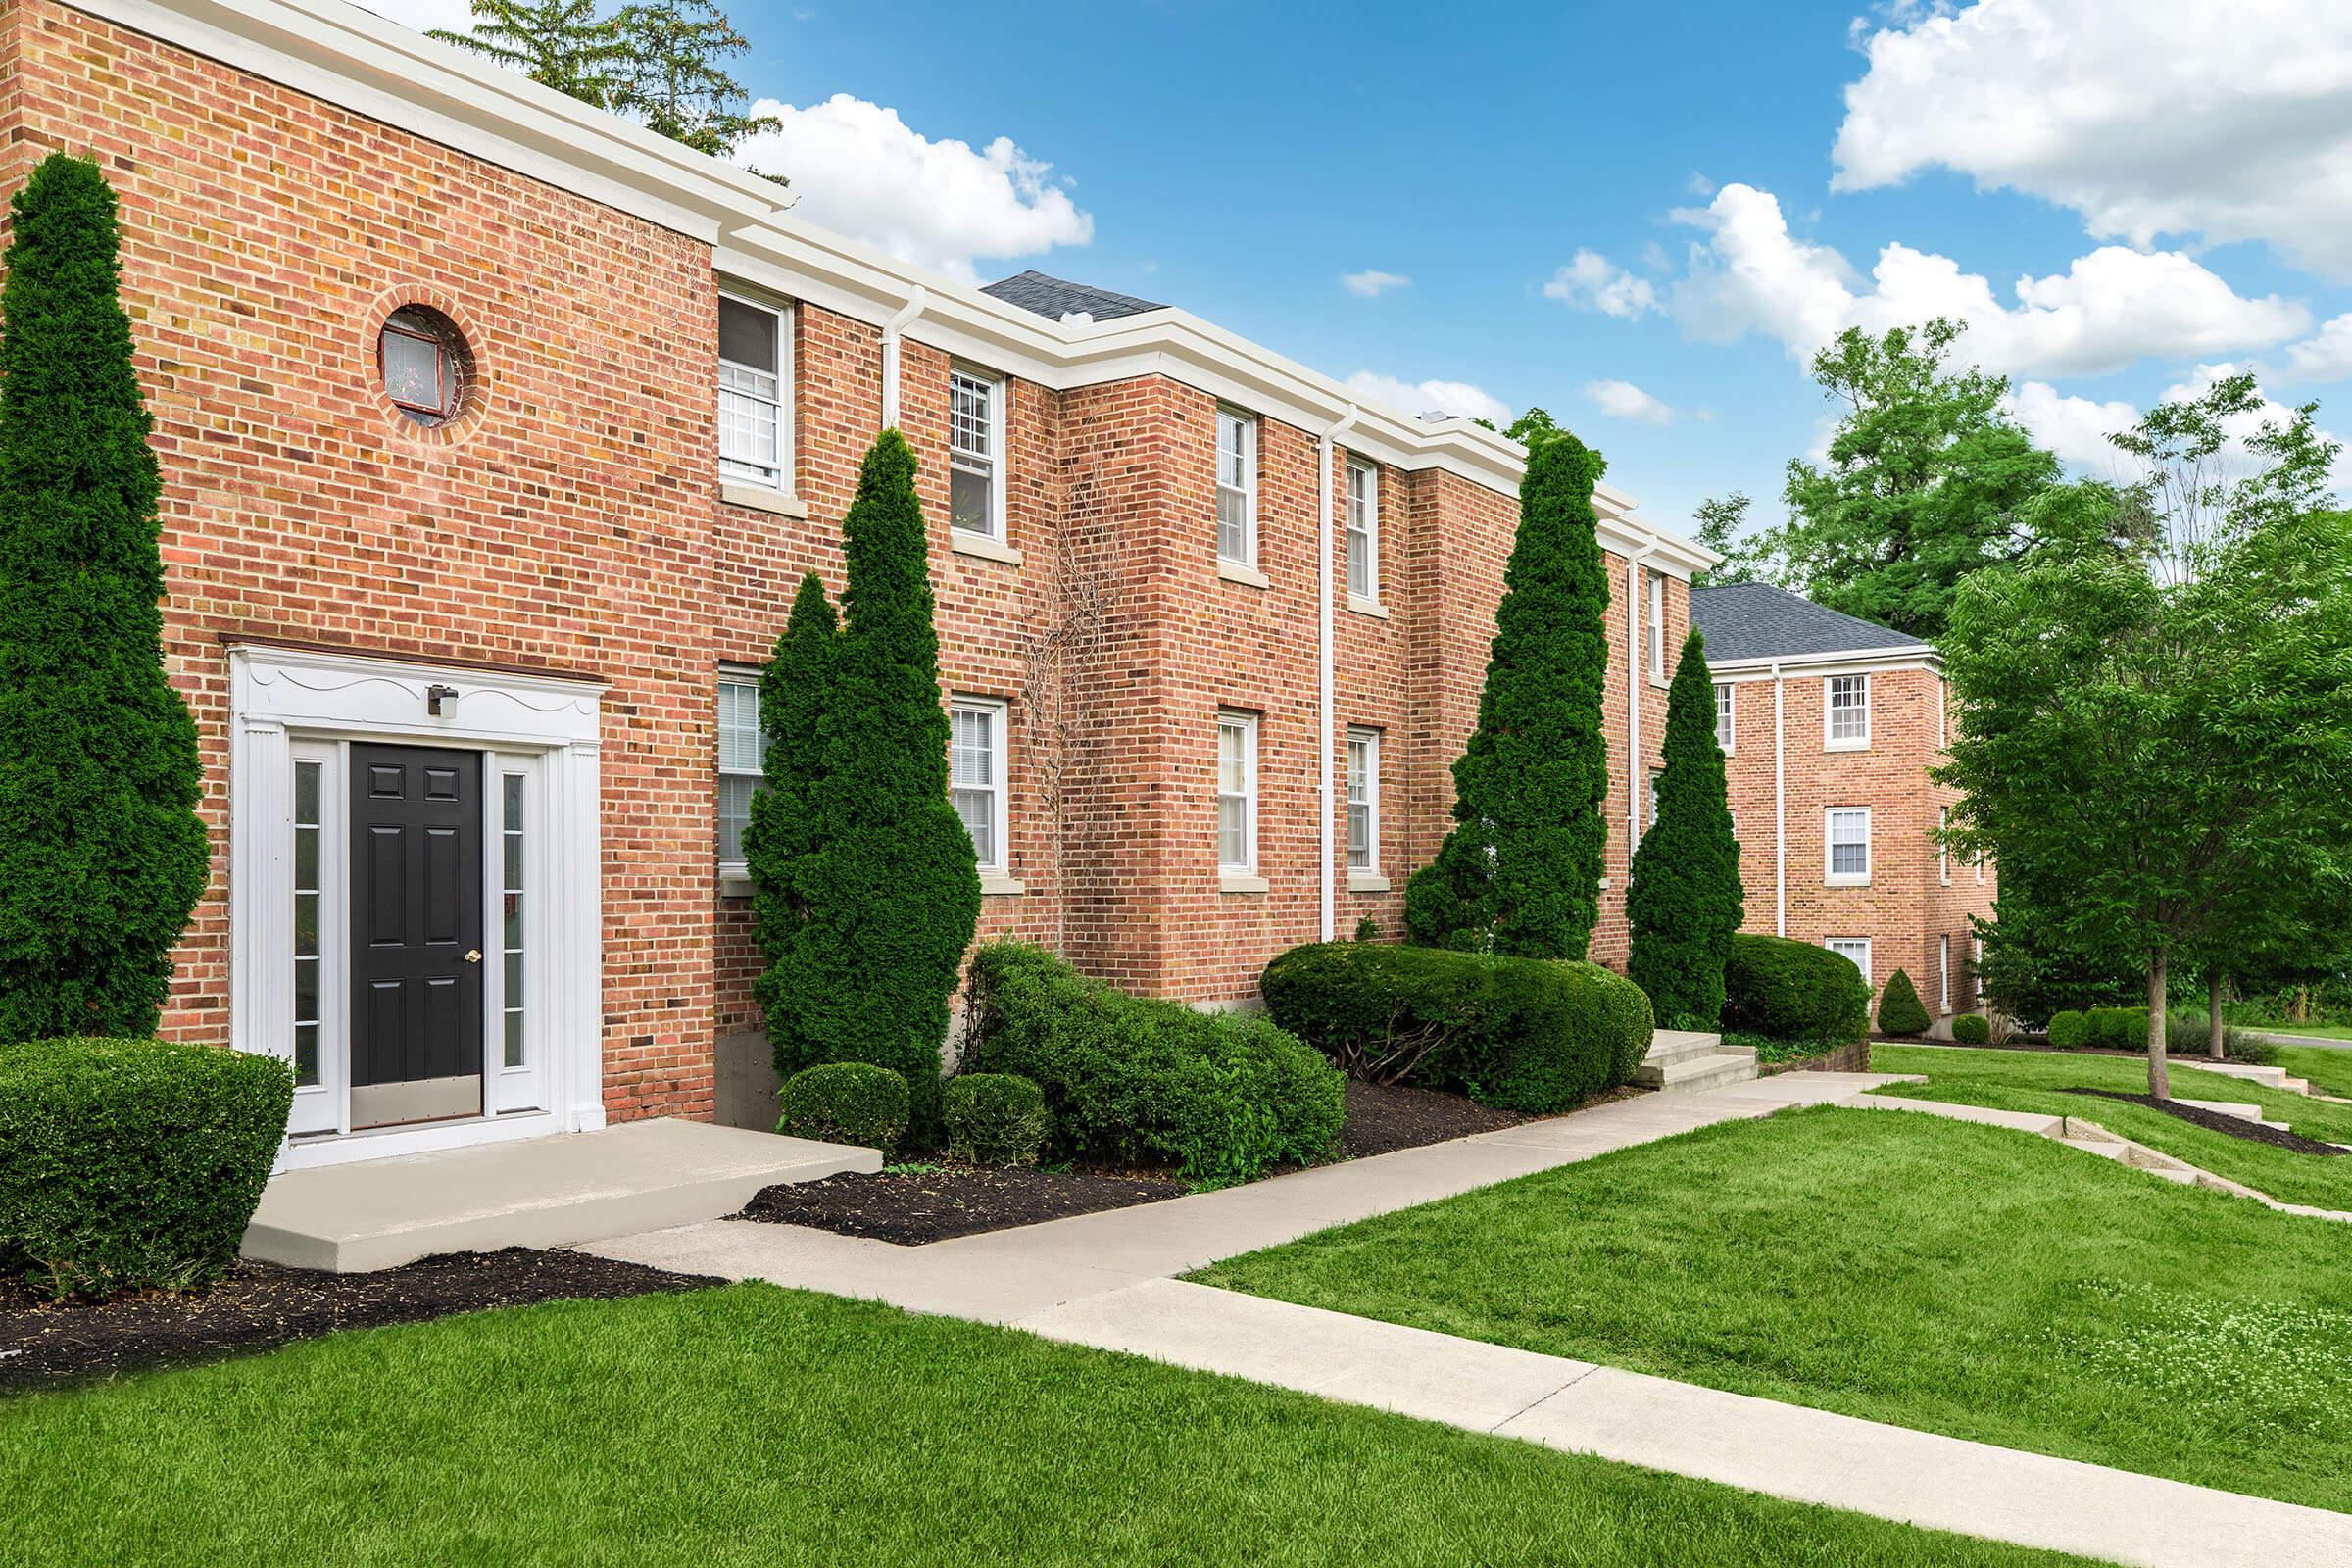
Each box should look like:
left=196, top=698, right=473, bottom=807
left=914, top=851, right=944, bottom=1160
left=980, top=270, right=1168, bottom=323
left=1690, top=582, right=1931, bottom=662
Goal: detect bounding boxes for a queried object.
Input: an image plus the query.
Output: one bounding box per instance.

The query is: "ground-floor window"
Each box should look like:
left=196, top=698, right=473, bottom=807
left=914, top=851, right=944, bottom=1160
left=1827, top=937, right=1872, bottom=987
left=951, top=697, right=1008, bottom=871
left=1346, top=727, right=1380, bottom=873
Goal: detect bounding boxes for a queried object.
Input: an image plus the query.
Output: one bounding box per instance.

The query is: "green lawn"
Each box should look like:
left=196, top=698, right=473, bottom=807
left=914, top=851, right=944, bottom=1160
left=1870, top=1044, right=2352, bottom=1210
left=2230, top=1019, right=2352, bottom=1042
left=1195, top=1106, right=2352, bottom=1514
left=2275, top=1045, right=2352, bottom=1098
left=0, top=1283, right=2086, bottom=1568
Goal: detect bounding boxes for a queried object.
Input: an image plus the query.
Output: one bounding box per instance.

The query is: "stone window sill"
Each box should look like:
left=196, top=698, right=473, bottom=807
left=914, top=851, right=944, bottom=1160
left=1348, top=870, right=1391, bottom=893
left=1219, top=870, right=1270, bottom=894
left=953, top=529, right=1024, bottom=566
left=718, top=871, right=755, bottom=900
left=1217, top=559, right=1272, bottom=590
left=720, top=481, right=808, bottom=518
left=1346, top=594, right=1390, bottom=620
left=980, top=872, right=1027, bottom=896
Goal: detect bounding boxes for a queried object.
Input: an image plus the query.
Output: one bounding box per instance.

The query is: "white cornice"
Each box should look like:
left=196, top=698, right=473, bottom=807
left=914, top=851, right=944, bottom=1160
left=1710, top=646, right=1941, bottom=679
left=66, top=0, right=1714, bottom=570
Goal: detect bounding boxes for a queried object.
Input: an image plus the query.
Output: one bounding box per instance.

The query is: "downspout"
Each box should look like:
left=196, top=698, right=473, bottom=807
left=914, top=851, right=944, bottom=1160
left=878, top=285, right=928, bottom=431
left=1626, top=536, right=1658, bottom=859
left=1773, top=662, right=1787, bottom=937
left=1317, top=405, right=1359, bottom=943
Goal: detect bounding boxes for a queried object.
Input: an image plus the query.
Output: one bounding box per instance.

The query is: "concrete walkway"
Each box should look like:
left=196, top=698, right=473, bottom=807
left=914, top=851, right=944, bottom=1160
left=589, top=1071, right=2352, bottom=1567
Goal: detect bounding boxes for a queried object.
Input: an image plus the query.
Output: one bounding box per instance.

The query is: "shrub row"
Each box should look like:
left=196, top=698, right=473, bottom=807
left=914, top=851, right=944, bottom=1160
left=1259, top=943, right=1651, bottom=1112
left=961, top=942, right=1345, bottom=1187
left=1722, top=934, right=1871, bottom=1043
left=2044, top=1006, right=2151, bottom=1051
left=0, top=1038, right=291, bottom=1300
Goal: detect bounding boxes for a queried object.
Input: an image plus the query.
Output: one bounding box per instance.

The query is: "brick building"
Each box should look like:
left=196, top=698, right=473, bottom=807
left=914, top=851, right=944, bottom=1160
left=3, top=0, right=1714, bottom=1166
left=1693, top=583, right=1995, bottom=1027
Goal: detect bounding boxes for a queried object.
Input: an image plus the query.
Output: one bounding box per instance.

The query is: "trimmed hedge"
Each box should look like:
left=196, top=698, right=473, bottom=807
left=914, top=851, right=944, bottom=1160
left=961, top=941, right=1344, bottom=1187
left=0, top=1038, right=291, bottom=1300
left=778, top=1061, right=908, bottom=1154
left=1949, top=1012, right=1991, bottom=1045
left=1877, top=969, right=1931, bottom=1037
left=2086, top=1005, right=2150, bottom=1053
left=1722, top=933, right=1871, bottom=1043
left=1259, top=942, right=1652, bottom=1112
left=943, top=1072, right=1049, bottom=1168
left=2045, top=1009, right=2091, bottom=1050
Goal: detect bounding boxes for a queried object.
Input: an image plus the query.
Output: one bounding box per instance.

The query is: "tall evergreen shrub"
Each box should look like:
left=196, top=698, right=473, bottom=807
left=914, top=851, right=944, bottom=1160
left=0, top=155, right=208, bottom=1042
left=1626, top=629, right=1744, bottom=1028
left=748, top=571, right=838, bottom=1078
left=1406, top=432, right=1612, bottom=957
left=761, top=432, right=979, bottom=1132
left=1877, top=969, right=1932, bottom=1037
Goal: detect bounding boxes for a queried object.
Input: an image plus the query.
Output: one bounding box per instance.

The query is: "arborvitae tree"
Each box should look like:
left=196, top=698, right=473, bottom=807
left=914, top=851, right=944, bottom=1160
left=1626, top=629, right=1744, bottom=1029
left=1406, top=431, right=1612, bottom=957
left=748, top=571, right=837, bottom=1079
left=613, top=0, right=782, bottom=159
left=0, top=155, right=208, bottom=1042
left=431, top=1, right=628, bottom=109
left=1877, top=969, right=1932, bottom=1037
left=765, top=432, right=980, bottom=1133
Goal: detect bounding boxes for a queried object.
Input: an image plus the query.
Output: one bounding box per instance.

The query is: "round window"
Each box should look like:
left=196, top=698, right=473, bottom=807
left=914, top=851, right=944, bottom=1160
left=378, top=305, right=473, bottom=427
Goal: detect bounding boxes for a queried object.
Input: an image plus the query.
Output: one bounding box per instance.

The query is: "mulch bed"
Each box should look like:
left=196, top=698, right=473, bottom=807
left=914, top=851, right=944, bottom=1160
left=2058, top=1086, right=2350, bottom=1155
left=740, top=1079, right=1654, bottom=1247
left=0, top=1247, right=717, bottom=1393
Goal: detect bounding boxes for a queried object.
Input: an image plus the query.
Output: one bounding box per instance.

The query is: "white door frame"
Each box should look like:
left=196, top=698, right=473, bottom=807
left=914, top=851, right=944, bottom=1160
left=229, top=644, right=607, bottom=1170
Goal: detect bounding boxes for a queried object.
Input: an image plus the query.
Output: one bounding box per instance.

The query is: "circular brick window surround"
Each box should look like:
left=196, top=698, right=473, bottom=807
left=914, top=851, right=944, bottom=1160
left=364, top=288, right=488, bottom=444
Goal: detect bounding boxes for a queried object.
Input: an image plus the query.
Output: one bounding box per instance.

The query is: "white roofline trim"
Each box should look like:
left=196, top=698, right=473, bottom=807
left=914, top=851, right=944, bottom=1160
left=1709, top=646, right=1941, bottom=679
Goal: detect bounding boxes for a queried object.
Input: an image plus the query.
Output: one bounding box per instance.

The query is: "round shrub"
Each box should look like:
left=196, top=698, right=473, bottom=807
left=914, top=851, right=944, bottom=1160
left=2044, top=1010, right=2090, bottom=1050
left=943, top=1073, right=1049, bottom=1167
left=778, top=1061, right=908, bottom=1154
left=1721, top=934, right=1871, bottom=1043
left=2086, top=1005, right=2150, bottom=1052
left=1877, top=969, right=1931, bottom=1037
left=1258, top=942, right=1653, bottom=1111
left=1949, top=1012, right=1991, bottom=1045
left=0, top=1038, right=292, bottom=1301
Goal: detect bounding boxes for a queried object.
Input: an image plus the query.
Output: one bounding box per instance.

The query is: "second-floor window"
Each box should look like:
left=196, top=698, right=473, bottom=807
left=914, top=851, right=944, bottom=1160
left=1826, top=807, right=1872, bottom=884
left=1216, top=408, right=1257, bottom=566
left=718, top=295, right=789, bottom=490
left=950, top=368, right=1004, bottom=539
left=1715, top=682, right=1735, bottom=752
left=1346, top=458, right=1379, bottom=600
left=1826, top=673, right=1870, bottom=748
left=1347, top=727, right=1380, bottom=871
left=1646, top=570, right=1666, bottom=681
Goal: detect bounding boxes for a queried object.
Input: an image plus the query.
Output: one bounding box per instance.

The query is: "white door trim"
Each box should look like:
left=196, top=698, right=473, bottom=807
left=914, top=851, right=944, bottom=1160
left=228, top=644, right=607, bottom=1170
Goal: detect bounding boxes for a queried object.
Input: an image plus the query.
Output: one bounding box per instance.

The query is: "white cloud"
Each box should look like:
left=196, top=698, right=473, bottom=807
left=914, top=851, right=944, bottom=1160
left=1543, top=249, right=1660, bottom=318
left=733, top=96, right=1091, bottom=282
left=1584, top=379, right=1676, bottom=425
left=2007, top=381, right=2141, bottom=469
left=1341, top=269, right=1410, bottom=298
left=1343, top=371, right=1513, bottom=427
left=1834, top=1, right=2352, bottom=278
left=1668, top=183, right=2308, bottom=378
left=2281, top=314, right=2352, bottom=384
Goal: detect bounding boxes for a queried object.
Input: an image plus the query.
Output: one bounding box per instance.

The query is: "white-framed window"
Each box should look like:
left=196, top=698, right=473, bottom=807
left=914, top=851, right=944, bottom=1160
left=1936, top=677, right=1948, bottom=750
left=1977, top=851, right=1987, bottom=886
left=1346, top=727, right=1380, bottom=872
left=1345, top=457, right=1379, bottom=600
left=950, top=697, right=1008, bottom=871
left=1939, top=807, right=1951, bottom=885
left=1217, top=710, right=1258, bottom=870
left=1715, top=682, right=1735, bottom=753
left=1827, top=937, right=1872, bottom=987
left=1646, top=570, right=1667, bottom=682
left=718, top=293, right=790, bottom=490
left=717, top=674, right=766, bottom=870
left=1826, top=807, right=1871, bottom=884
left=499, top=769, right=528, bottom=1069
left=949, top=366, right=1005, bottom=540
left=1940, top=933, right=1951, bottom=1013
left=1826, top=673, right=1870, bottom=749
left=1647, top=769, right=1662, bottom=828
left=1216, top=407, right=1258, bottom=566
left=292, top=757, right=324, bottom=1090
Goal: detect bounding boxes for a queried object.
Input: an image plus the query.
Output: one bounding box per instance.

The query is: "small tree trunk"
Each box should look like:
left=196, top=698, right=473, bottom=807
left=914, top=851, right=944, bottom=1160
left=2208, top=971, right=2226, bottom=1060
left=2147, top=953, right=2170, bottom=1101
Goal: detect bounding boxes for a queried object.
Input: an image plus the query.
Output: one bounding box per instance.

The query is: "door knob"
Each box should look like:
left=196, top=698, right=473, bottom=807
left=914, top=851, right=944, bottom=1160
left=464, top=949, right=483, bottom=963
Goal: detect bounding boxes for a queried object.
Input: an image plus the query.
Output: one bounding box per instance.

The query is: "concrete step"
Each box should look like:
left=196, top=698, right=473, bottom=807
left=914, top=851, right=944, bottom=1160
left=1643, top=1029, right=1748, bottom=1070
left=1635, top=1052, right=1759, bottom=1094
left=243, top=1118, right=878, bottom=1273
left=2179, top=1098, right=2266, bottom=1122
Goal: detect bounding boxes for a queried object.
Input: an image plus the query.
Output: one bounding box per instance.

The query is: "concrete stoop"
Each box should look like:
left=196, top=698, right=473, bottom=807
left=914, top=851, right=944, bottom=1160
left=1634, top=1029, right=1759, bottom=1094
left=243, top=1118, right=879, bottom=1272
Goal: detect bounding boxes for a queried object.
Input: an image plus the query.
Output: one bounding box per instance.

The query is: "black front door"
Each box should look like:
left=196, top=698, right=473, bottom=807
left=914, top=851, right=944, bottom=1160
left=350, top=744, right=484, bottom=1127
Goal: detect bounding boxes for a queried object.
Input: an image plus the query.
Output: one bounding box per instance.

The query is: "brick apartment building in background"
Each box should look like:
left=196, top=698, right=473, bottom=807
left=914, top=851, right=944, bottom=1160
left=3, top=0, right=1723, bottom=1166
left=1693, top=583, right=1996, bottom=1027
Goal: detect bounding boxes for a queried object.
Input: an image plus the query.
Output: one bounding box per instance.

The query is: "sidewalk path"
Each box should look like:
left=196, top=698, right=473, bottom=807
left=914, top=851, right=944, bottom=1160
left=590, top=1070, right=2352, bottom=1568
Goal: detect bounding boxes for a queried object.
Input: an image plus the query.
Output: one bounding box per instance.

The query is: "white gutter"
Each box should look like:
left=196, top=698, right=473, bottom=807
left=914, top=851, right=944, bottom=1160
left=1772, top=661, right=1787, bottom=937
left=878, top=285, right=928, bottom=430
left=1626, top=535, right=1658, bottom=858
left=1317, top=405, right=1359, bottom=943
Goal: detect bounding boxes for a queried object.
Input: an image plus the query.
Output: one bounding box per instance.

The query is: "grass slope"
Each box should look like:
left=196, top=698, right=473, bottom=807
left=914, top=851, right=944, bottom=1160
left=2274, top=1044, right=2352, bottom=1099
left=0, top=1283, right=2083, bottom=1568
left=1196, top=1105, right=2352, bottom=1514
left=1870, top=1044, right=2352, bottom=1210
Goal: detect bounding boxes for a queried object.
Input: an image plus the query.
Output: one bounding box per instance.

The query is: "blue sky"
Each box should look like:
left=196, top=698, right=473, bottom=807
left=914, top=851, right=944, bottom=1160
left=399, top=1, right=2352, bottom=541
